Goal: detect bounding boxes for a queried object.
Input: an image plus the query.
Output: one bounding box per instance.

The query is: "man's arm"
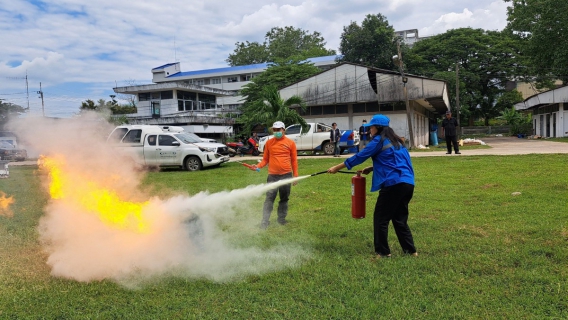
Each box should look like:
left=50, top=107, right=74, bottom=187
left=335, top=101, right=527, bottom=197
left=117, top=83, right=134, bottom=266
left=290, top=140, right=298, bottom=177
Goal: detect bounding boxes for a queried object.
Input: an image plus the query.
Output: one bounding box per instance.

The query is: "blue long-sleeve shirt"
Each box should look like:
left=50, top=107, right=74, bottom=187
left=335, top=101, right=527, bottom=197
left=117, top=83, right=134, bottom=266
left=344, top=135, right=415, bottom=192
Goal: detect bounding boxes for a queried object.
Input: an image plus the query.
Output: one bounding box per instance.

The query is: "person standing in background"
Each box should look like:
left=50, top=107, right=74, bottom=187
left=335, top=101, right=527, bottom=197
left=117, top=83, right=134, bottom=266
left=331, top=123, right=341, bottom=157
left=253, top=121, right=298, bottom=229
left=359, top=119, right=369, bottom=151
left=441, top=110, right=460, bottom=154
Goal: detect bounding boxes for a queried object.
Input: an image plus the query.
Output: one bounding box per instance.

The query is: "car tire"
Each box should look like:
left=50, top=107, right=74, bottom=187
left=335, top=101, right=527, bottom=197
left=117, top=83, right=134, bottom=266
left=184, top=156, right=203, bottom=171
left=252, top=149, right=260, bottom=156
left=322, top=141, right=335, bottom=155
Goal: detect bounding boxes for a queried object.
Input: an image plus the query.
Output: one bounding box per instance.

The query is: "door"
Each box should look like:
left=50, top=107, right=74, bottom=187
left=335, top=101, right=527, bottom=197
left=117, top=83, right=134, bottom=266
left=285, top=124, right=304, bottom=149
left=156, top=134, right=181, bottom=165
left=552, top=112, right=557, bottom=138
left=144, top=134, right=159, bottom=165
left=151, top=101, right=161, bottom=118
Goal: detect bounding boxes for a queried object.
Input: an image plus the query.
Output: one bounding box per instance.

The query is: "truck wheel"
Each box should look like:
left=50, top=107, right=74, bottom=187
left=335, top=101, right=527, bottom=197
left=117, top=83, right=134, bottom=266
left=184, top=156, right=202, bottom=171
left=322, top=141, right=335, bottom=155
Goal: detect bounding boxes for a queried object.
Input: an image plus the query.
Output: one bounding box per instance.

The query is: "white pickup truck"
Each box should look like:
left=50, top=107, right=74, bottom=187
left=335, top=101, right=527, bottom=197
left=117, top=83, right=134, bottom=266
left=107, top=125, right=229, bottom=171
left=258, top=123, right=359, bottom=155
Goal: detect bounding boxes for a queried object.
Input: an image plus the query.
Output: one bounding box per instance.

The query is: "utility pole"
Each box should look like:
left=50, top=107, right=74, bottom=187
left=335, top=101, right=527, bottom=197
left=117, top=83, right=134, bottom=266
left=37, top=82, right=45, bottom=117
left=395, top=41, right=415, bottom=149
left=25, top=71, right=30, bottom=111
left=456, top=63, right=461, bottom=137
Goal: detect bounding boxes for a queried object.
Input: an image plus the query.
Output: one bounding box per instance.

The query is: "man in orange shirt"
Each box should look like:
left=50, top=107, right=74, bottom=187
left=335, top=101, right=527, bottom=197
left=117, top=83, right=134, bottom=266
left=254, top=121, right=299, bottom=229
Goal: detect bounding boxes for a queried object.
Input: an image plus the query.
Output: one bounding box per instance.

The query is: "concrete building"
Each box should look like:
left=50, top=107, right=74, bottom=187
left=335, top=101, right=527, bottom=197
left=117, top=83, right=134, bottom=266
left=279, top=62, right=450, bottom=146
left=514, top=85, right=568, bottom=138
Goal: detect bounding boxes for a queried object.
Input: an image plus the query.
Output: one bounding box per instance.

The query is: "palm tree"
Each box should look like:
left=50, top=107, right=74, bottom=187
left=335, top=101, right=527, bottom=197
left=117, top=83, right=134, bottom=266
left=239, top=85, right=309, bottom=134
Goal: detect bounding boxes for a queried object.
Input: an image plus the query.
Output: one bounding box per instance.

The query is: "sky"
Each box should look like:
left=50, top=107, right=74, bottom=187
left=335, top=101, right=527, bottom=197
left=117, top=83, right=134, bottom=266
left=0, top=0, right=511, bottom=118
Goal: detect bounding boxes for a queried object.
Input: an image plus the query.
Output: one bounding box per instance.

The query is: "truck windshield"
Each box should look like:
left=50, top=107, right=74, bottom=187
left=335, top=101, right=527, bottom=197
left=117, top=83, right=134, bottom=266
left=174, top=133, right=202, bottom=144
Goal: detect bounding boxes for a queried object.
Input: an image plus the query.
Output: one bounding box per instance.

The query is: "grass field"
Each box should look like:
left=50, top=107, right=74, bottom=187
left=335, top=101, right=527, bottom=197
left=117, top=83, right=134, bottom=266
left=1, top=154, right=567, bottom=319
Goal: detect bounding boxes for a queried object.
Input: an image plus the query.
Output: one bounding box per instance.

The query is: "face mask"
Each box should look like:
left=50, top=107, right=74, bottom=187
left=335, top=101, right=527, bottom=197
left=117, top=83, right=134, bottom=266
left=274, top=132, right=283, bottom=139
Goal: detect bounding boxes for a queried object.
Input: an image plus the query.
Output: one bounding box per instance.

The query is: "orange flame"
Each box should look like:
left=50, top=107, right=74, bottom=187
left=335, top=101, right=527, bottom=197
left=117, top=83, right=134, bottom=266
left=0, top=191, right=15, bottom=217
left=38, top=155, right=150, bottom=233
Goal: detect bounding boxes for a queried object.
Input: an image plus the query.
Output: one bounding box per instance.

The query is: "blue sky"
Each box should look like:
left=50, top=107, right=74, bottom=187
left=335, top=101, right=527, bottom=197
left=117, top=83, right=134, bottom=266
left=0, top=0, right=510, bottom=118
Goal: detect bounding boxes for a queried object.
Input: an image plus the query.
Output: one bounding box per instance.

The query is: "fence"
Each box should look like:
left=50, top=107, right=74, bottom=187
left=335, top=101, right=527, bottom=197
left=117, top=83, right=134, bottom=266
left=461, top=126, right=511, bottom=135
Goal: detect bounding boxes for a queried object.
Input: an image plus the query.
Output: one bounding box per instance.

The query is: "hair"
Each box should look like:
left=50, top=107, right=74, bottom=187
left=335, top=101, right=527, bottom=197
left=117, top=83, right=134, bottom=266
left=373, top=126, right=405, bottom=149
left=332, top=122, right=337, bottom=126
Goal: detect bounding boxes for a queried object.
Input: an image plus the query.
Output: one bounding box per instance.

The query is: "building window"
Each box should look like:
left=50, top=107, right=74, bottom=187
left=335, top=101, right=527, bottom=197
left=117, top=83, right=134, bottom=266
left=160, top=91, right=173, bottom=100
left=323, top=105, right=335, bottom=115
left=353, top=103, right=365, bottom=113
left=178, top=100, right=184, bottom=111
left=336, top=105, right=348, bottom=114
left=139, top=93, right=150, bottom=101
left=227, top=77, right=238, bottom=83
left=310, top=106, right=322, bottom=115
left=195, top=80, right=204, bottom=85
left=366, top=102, right=380, bottom=112
left=211, top=78, right=221, bottom=84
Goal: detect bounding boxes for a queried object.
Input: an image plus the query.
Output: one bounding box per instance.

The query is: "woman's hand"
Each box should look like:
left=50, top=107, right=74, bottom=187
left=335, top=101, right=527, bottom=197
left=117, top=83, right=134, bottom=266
left=327, top=165, right=340, bottom=174
left=362, top=166, right=373, bottom=175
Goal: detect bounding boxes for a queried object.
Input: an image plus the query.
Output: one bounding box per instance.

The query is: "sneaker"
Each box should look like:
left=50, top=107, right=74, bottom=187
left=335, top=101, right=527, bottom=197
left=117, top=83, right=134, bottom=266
left=446, top=152, right=451, bottom=154
left=455, top=152, right=461, bottom=154
left=259, top=223, right=268, bottom=230
left=277, top=220, right=288, bottom=225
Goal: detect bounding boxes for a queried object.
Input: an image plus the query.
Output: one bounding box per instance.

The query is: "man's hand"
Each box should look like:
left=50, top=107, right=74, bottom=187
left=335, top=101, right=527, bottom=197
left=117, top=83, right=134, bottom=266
left=327, top=165, right=340, bottom=174
left=362, top=166, right=373, bottom=175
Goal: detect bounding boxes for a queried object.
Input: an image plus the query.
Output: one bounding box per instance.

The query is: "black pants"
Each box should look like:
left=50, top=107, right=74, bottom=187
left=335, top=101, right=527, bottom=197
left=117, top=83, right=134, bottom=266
left=373, top=183, right=416, bottom=256
left=445, top=135, right=459, bottom=153
left=262, top=173, right=292, bottom=226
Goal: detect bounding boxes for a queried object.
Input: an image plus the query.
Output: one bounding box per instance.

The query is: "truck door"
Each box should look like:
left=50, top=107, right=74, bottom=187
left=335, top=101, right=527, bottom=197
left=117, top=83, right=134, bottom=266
left=156, top=134, right=181, bottom=165
left=285, top=124, right=307, bottom=150
left=144, top=134, right=159, bottom=165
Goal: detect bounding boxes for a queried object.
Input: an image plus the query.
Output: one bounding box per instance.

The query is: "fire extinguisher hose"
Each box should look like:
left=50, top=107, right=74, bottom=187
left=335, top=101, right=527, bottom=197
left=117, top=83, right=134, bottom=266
left=310, top=170, right=355, bottom=176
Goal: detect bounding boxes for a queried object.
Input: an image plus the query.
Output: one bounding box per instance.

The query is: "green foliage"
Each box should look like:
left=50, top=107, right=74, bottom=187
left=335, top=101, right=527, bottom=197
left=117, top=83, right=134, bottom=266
left=506, top=0, right=568, bottom=85
left=238, top=85, right=308, bottom=134
left=2, top=154, right=568, bottom=318
left=499, top=106, right=532, bottom=135
left=226, top=26, right=336, bottom=66
left=238, top=59, right=320, bottom=135
left=408, top=28, right=524, bottom=125
left=0, top=99, right=27, bottom=127
left=338, top=13, right=399, bottom=70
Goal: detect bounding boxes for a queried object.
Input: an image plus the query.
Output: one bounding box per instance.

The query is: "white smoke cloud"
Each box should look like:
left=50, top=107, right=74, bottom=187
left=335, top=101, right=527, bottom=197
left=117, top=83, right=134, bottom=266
left=8, top=114, right=310, bottom=284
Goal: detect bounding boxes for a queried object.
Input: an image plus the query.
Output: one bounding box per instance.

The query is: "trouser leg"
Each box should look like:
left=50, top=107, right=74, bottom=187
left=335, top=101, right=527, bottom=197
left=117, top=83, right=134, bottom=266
left=335, top=141, right=340, bottom=155
left=276, top=174, right=292, bottom=222
left=374, top=183, right=416, bottom=255
left=391, top=183, right=417, bottom=254
left=262, top=175, right=279, bottom=226
left=452, top=135, right=460, bottom=152
left=446, top=136, right=452, bottom=153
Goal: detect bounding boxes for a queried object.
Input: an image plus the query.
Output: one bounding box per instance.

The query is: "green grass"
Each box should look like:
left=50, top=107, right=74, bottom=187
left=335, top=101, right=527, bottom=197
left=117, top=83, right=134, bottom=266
left=547, top=137, right=568, bottom=143
left=1, top=155, right=568, bottom=319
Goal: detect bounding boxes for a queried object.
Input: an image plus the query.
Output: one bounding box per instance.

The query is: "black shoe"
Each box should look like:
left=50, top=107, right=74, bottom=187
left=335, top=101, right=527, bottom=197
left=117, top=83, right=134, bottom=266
left=277, top=220, right=288, bottom=225
left=446, top=152, right=451, bottom=154
left=455, top=152, right=461, bottom=154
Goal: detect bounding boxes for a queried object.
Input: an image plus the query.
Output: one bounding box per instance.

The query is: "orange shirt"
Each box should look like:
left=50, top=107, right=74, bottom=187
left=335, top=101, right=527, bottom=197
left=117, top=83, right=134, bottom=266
left=257, top=136, right=298, bottom=176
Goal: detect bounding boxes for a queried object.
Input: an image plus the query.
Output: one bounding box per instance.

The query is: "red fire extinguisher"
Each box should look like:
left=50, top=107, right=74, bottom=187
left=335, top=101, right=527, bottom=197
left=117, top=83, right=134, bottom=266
left=351, top=171, right=366, bottom=219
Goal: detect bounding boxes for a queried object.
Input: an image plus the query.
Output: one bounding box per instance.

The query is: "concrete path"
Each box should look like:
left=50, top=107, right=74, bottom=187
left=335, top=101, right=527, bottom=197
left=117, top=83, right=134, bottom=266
left=230, top=136, right=568, bottom=161
left=7, top=137, right=568, bottom=167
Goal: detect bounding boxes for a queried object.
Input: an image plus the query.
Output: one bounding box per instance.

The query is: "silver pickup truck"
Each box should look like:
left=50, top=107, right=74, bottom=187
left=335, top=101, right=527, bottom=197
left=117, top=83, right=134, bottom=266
left=107, top=125, right=229, bottom=171
left=259, top=123, right=360, bottom=155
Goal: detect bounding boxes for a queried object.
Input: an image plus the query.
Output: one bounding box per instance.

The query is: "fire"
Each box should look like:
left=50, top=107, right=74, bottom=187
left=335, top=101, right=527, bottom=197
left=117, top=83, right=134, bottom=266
left=0, top=191, right=14, bottom=217
left=39, top=155, right=151, bottom=233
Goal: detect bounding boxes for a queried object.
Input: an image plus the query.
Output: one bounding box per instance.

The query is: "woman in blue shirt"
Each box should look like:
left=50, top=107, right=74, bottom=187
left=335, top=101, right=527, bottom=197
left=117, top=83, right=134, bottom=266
left=327, top=114, right=418, bottom=258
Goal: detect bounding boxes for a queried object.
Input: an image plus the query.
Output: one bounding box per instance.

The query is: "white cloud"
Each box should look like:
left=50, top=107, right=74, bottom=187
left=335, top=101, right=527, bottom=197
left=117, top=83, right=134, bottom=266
left=0, top=0, right=510, bottom=117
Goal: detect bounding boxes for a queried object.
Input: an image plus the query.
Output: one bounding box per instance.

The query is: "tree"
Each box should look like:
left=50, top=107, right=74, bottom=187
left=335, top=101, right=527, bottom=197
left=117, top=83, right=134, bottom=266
left=239, top=58, right=321, bottom=105
left=406, top=28, right=523, bottom=125
left=238, top=85, right=308, bottom=135
left=338, top=13, right=399, bottom=70
left=226, top=26, right=336, bottom=66
left=505, top=0, right=568, bottom=85
left=0, top=99, right=27, bottom=128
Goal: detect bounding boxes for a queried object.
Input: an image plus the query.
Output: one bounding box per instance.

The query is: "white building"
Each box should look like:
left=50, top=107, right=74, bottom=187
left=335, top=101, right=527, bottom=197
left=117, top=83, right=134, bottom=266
left=514, top=86, right=568, bottom=137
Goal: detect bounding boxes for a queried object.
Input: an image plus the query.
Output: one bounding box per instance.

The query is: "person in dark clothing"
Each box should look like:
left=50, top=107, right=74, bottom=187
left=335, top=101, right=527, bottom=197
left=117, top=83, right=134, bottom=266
left=359, top=119, right=369, bottom=151
left=441, top=110, right=460, bottom=154
left=330, top=123, right=341, bottom=157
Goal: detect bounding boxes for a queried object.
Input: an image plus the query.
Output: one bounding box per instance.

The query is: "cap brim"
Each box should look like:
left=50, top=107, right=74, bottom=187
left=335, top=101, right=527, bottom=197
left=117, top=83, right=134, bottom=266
left=362, top=123, right=373, bottom=127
